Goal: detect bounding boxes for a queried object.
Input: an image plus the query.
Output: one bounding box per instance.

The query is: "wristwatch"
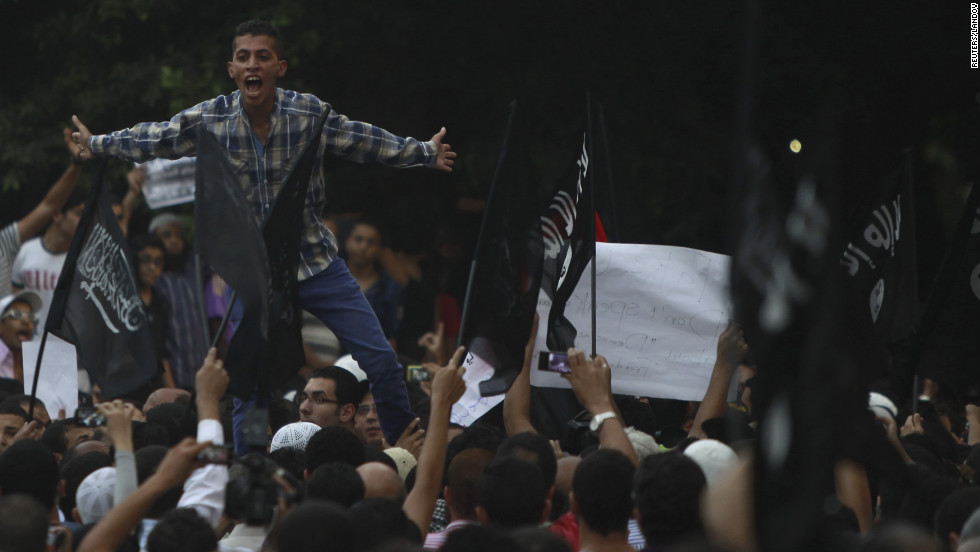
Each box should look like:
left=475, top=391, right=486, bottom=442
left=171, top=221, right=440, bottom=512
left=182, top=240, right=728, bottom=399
left=589, top=411, right=617, bottom=432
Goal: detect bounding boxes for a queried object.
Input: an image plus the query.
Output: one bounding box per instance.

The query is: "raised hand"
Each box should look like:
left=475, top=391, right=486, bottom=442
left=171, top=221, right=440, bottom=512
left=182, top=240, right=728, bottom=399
left=430, top=127, right=457, bottom=173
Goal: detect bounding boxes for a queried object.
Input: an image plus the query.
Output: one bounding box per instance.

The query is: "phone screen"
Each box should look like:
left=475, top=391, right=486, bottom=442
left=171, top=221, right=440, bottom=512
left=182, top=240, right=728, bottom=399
left=537, top=351, right=571, bottom=374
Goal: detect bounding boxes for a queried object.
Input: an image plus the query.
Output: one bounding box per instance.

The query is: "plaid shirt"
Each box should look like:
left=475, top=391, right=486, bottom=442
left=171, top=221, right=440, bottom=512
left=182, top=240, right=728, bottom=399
left=90, top=89, right=438, bottom=280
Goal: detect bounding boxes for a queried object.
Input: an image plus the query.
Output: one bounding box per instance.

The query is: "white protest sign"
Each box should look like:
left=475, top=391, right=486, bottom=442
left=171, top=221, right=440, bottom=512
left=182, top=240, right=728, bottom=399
left=531, top=242, right=731, bottom=401
left=140, top=157, right=197, bottom=209
left=449, top=351, right=506, bottom=427
left=22, top=334, right=79, bottom=417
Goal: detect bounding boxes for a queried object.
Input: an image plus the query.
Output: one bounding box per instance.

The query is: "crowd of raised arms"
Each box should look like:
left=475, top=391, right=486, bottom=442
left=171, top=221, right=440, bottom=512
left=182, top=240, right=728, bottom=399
left=1, top=17, right=978, bottom=552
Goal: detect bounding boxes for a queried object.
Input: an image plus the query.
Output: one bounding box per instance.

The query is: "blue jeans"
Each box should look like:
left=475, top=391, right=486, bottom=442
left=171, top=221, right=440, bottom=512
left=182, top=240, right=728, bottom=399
left=232, top=258, right=414, bottom=455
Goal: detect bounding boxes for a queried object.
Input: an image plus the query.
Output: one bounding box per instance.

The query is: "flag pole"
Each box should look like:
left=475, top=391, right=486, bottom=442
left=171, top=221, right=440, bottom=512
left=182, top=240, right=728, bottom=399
left=26, top=330, right=49, bottom=421
left=587, top=93, right=597, bottom=358
left=193, top=252, right=213, bottom=349
left=457, top=100, right=518, bottom=348
left=212, top=290, right=239, bottom=350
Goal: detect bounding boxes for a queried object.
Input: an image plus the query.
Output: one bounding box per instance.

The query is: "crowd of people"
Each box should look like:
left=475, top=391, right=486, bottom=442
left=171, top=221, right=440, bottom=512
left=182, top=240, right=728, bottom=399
left=2, top=16, right=979, bottom=552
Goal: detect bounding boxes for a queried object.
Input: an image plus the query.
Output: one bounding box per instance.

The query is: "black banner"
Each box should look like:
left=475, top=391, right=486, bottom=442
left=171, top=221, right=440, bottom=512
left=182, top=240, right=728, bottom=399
left=193, top=128, right=271, bottom=399
left=47, top=163, right=157, bottom=398
left=458, top=100, right=544, bottom=396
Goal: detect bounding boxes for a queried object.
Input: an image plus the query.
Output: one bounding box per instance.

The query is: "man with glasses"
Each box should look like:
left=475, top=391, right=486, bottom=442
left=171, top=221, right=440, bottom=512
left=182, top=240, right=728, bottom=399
left=296, top=366, right=361, bottom=431
left=0, top=291, right=42, bottom=383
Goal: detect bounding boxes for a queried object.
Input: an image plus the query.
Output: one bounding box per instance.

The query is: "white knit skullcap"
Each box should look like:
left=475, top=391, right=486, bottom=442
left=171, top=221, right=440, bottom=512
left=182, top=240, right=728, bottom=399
left=270, top=422, right=322, bottom=452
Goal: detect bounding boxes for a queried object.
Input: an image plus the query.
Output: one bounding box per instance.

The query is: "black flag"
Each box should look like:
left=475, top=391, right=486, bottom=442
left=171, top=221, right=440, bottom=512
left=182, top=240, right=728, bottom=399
left=915, top=182, right=980, bottom=394
left=249, top=112, right=330, bottom=395
left=193, top=129, right=271, bottom=400
left=541, top=99, right=597, bottom=353
left=458, top=100, right=544, bottom=396
left=46, top=162, right=157, bottom=398
left=839, top=158, right=917, bottom=345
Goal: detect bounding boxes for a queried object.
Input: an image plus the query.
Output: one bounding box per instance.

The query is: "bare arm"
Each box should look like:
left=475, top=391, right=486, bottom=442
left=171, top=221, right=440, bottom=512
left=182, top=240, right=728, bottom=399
left=967, top=405, right=980, bottom=446
left=77, top=438, right=211, bottom=552
left=835, top=459, right=873, bottom=534
left=118, top=166, right=145, bottom=236
left=16, top=128, right=84, bottom=240
left=403, top=346, right=467, bottom=536
left=689, top=322, right=748, bottom=439
left=564, top=349, right=638, bottom=465
left=503, top=313, right=538, bottom=436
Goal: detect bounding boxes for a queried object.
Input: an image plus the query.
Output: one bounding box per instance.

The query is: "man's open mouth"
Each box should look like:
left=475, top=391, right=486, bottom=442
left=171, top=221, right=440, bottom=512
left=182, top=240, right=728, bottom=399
left=245, top=76, right=262, bottom=94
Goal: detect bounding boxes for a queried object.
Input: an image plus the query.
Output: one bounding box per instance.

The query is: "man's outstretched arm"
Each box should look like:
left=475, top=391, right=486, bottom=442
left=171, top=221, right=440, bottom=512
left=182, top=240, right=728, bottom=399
left=16, top=128, right=86, bottom=240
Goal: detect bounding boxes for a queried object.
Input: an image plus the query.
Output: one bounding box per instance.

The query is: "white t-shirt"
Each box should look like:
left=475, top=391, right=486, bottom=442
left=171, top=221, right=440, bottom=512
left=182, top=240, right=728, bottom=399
left=11, top=236, right=66, bottom=331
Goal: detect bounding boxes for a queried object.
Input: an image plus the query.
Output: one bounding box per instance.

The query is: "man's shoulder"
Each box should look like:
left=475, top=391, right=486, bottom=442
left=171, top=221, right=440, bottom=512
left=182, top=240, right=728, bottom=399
left=276, top=89, right=328, bottom=116
left=13, top=237, right=44, bottom=257
left=174, top=92, right=242, bottom=123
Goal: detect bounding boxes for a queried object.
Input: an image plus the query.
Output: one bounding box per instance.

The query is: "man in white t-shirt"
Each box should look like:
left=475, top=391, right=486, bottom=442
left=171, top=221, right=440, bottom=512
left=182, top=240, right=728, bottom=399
left=11, top=188, right=86, bottom=331
left=1, top=128, right=86, bottom=297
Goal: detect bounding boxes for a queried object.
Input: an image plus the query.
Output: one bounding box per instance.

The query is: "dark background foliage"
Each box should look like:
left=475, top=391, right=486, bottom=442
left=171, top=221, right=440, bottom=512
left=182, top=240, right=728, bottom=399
left=1, top=0, right=976, bottom=294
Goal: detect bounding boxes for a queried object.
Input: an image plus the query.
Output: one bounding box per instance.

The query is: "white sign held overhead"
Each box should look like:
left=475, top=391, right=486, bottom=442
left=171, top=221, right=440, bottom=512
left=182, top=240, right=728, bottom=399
left=140, top=158, right=197, bottom=209
left=531, top=242, right=732, bottom=402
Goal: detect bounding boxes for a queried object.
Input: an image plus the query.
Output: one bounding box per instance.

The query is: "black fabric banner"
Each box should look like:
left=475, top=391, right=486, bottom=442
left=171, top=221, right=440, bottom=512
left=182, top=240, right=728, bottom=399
left=193, top=129, right=271, bottom=400
left=839, top=160, right=918, bottom=345
left=916, top=183, right=980, bottom=393
left=458, top=100, right=544, bottom=396
left=542, top=100, right=597, bottom=353
left=250, top=113, right=330, bottom=395
left=46, top=162, right=157, bottom=398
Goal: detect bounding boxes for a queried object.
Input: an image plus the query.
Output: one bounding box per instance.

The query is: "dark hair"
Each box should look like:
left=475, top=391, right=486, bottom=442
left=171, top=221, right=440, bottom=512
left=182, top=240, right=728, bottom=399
left=363, top=444, right=399, bottom=472
left=441, top=524, right=520, bottom=552
left=0, top=494, right=49, bottom=552
left=572, top=449, right=634, bottom=535
left=0, top=401, right=28, bottom=422
left=136, top=445, right=182, bottom=519
left=39, top=419, right=70, bottom=456
left=305, top=426, right=365, bottom=473
left=233, top=19, right=283, bottom=58
left=130, top=233, right=166, bottom=257
left=59, top=450, right=113, bottom=519
left=476, top=456, right=545, bottom=529
left=0, top=440, right=60, bottom=511
left=147, top=508, right=217, bottom=552
left=446, top=448, right=494, bottom=519
left=132, top=421, right=171, bottom=450
left=633, top=452, right=707, bottom=544
left=62, top=187, right=87, bottom=214
left=306, top=462, right=365, bottom=508
left=349, top=497, right=422, bottom=550
left=511, top=527, right=573, bottom=552
left=310, top=366, right=362, bottom=408
left=349, top=218, right=388, bottom=247
left=270, top=447, right=307, bottom=482
left=445, top=424, right=504, bottom=482
left=269, top=394, right=300, bottom=435
left=935, top=487, right=980, bottom=551
left=145, top=403, right=196, bottom=446
left=497, top=432, right=558, bottom=488
left=276, top=500, right=353, bottom=552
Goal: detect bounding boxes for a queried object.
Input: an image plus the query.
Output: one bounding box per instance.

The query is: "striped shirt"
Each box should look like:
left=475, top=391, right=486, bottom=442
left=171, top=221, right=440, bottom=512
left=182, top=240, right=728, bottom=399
left=89, top=89, right=438, bottom=280
left=0, top=222, right=21, bottom=297
left=155, top=266, right=208, bottom=390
